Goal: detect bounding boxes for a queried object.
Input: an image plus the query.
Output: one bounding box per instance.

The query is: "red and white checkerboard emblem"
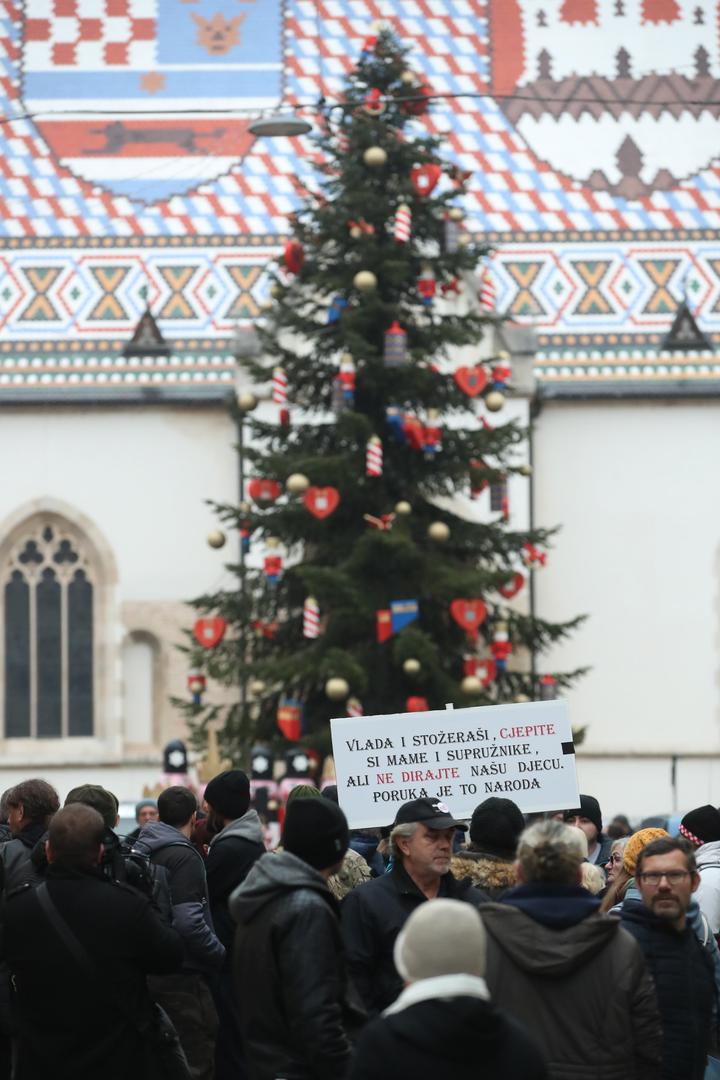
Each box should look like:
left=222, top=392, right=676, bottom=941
left=21, top=0, right=283, bottom=202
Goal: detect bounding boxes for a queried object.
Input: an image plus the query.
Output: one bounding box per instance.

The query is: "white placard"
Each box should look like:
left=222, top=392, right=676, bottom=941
left=330, top=700, right=579, bottom=829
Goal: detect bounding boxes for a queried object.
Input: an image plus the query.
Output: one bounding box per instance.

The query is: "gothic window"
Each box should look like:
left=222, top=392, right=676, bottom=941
left=3, top=524, right=94, bottom=738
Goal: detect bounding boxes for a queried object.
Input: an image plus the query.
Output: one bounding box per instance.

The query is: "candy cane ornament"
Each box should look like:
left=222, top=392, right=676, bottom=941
left=394, top=203, right=412, bottom=243
left=272, top=367, right=289, bottom=427
left=366, top=436, right=383, bottom=477
left=303, top=596, right=320, bottom=639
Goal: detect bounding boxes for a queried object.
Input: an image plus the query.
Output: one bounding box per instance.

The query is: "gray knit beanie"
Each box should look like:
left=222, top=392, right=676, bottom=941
left=393, top=899, right=487, bottom=982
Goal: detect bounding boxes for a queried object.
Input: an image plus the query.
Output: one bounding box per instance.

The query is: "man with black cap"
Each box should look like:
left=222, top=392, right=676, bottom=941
left=564, top=793, right=613, bottom=871
left=341, top=797, right=482, bottom=1015
left=230, top=796, right=361, bottom=1080
left=451, top=797, right=523, bottom=900
left=203, top=769, right=265, bottom=1080
left=680, top=804, right=720, bottom=936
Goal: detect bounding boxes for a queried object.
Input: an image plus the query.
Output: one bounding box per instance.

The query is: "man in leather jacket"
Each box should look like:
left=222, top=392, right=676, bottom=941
left=230, top=797, right=363, bottom=1080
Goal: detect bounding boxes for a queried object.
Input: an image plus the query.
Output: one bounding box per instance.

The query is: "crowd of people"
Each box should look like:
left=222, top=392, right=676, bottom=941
left=0, top=775, right=719, bottom=1079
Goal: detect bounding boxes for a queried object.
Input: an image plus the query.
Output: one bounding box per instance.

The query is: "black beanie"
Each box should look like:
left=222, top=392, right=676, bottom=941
left=681, top=805, right=720, bottom=846
left=204, top=769, right=250, bottom=821
left=282, top=797, right=349, bottom=871
left=564, top=794, right=602, bottom=838
left=470, top=797, right=524, bottom=859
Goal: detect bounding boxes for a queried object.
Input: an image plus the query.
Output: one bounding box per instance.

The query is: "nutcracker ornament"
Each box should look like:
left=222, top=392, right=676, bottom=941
left=338, top=353, right=356, bottom=407
left=417, top=265, right=436, bottom=307
left=491, top=352, right=512, bottom=392
left=423, top=409, right=442, bottom=460
left=263, top=539, right=283, bottom=585
left=188, top=669, right=206, bottom=706
left=490, top=621, right=513, bottom=671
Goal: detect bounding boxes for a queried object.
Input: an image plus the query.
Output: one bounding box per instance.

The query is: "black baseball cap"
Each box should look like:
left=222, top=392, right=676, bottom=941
left=395, top=797, right=467, bottom=831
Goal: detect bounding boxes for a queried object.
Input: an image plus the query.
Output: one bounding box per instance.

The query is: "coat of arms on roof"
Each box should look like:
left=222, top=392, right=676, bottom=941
left=20, top=0, right=282, bottom=202
left=661, top=302, right=713, bottom=353
left=122, top=307, right=171, bottom=358
left=487, top=0, right=719, bottom=197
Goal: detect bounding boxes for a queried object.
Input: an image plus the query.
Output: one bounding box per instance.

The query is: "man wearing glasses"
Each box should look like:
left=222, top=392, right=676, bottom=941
left=621, top=837, right=716, bottom=1080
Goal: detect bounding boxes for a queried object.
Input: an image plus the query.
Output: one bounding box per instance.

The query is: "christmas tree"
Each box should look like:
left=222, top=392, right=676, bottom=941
left=180, top=27, right=585, bottom=761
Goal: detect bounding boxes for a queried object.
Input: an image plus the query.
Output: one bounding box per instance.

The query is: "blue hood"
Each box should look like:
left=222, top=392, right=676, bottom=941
left=502, top=883, right=601, bottom=928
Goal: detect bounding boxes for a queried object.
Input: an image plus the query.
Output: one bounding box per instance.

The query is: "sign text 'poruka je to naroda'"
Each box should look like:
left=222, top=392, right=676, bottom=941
left=330, top=700, right=579, bottom=829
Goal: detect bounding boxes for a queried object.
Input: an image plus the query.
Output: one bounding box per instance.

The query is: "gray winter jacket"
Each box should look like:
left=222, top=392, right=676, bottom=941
left=136, top=820, right=224, bottom=976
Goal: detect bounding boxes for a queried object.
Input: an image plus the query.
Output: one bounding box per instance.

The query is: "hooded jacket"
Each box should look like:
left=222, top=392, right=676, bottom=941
left=230, top=850, right=359, bottom=1080
left=349, top=975, right=547, bottom=1080
left=695, top=841, right=720, bottom=936
left=205, top=809, right=265, bottom=952
left=450, top=850, right=517, bottom=900
left=621, top=898, right=715, bottom=1080
left=136, top=820, right=224, bottom=976
left=481, top=885, right=662, bottom=1080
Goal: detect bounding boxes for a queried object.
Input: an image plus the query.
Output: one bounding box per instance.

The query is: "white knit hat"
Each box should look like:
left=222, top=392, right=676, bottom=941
left=393, top=899, right=487, bottom=982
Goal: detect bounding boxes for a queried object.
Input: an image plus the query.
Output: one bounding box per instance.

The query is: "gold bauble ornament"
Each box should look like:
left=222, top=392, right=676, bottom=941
left=286, top=472, right=310, bottom=495
left=394, top=500, right=412, bottom=516
left=461, top=675, right=483, bottom=695
left=518, top=464, right=533, bottom=477
left=403, top=658, right=421, bottom=675
left=363, top=145, right=387, bottom=168
left=237, top=391, right=258, bottom=412
left=400, top=69, right=415, bottom=85
left=325, top=677, right=350, bottom=701
left=485, top=390, right=505, bottom=412
left=207, top=530, right=226, bottom=550
left=428, top=521, right=450, bottom=542
left=350, top=225, right=363, bottom=239
left=270, top=284, right=281, bottom=298
left=448, top=207, right=464, bottom=221
left=249, top=679, right=266, bottom=696
left=353, top=270, right=378, bottom=292
left=514, top=694, right=531, bottom=703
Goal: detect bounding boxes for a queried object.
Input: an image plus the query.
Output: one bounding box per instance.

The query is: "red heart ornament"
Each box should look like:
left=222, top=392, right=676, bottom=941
left=498, top=572, right=525, bottom=600
left=450, top=599, right=487, bottom=640
left=304, top=486, right=340, bottom=519
left=464, top=656, right=497, bottom=687
left=193, top=617, right=227, bottom=649
left=406, top=696, right=429, bottom=712
left=283, top=239, right=304, bottom=275
left=410, top=163, right=442, bottom=197
left=248, top=478, right=281, bottom=505
left=454, top=366, right=488, bottom=398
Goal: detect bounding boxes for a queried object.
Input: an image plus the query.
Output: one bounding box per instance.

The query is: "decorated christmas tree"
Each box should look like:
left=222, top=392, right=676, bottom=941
left=180, top=27, right=585, bottom=761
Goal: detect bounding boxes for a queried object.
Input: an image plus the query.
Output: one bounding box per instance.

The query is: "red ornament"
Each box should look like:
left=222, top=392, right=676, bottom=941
left=376, top=609, right=392, bottom=644
left=498, top=572, right=525, bottom=600
left=253, top=619, right=279, bottom=640
left=469, top=459, right=489, bottom=499
left=401, top=81, right=432, bottom=116
left=410, top=163, right=442, bottom=197
left=454, top=366, right=488, bottom=398
left=406, top=696, right=429, bottom=712
left=450, top=599, right=487, bottom=641
left=402, top=415, right=424, bottom=451
left=490, top=625, right=513, bottom=670
left=363, top=87, right=385, bottom=115
left=193, top=617, right=227, bottom=649
left=277, top=700, right=303, bottom=741
left=522, top=543, right=547, bottom=570
left=418, top=271, right=436, bottom=305
left=283, top=240, right=304, bottom=275
left=263, top=554, right=283, bottom=584
left=304, top=486, right=340, bottom=519
left=463, top=656, right=497, bottom=688
left=248, top=478, right=281, bottom=505
left=363, top=513, right=395, bottom=531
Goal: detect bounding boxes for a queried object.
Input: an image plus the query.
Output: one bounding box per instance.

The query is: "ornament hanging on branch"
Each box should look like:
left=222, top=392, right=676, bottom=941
left=304, top=486, right=340, bottom=519
left=464, top=655, right=497, bottom=688
left=393, top=203, right=412, bottom=243
left=348, top=218, right=374, bottom=239
left=403, top=414, right=424, bottom=451
left=498, top=571, right=525, bottom=600
left=410, top=162, right=442, bottom=197
left=363, top=145, right=387, bottom=168
left=248, top=478, right=281, bottom=505
left=469, top=458, right=489, bottom=499
left=406, top=696, right=429, bottom=712
left=325, top=677, right=350, bottom=702
left=187, top=669, right=206, bottom=706
left=346, top=697, right=364, bottom=717
left=491, top=352, right=512, bottom=392
left=253, top=619, right=279, bottom=641
left=489, top=475, right=509, bottom=521
left=239, top=524, right=250, bottom=554
left=193, top=617, right=227, bottom=649
left=207, top=530, right=226, bottom=549
left=423, top=409, right=442, bottom=459
left=303, top=596, right=320, bottom=639
left=277, top=697, right=303, bottom=741
left=272, top=367, right=289, bottom=427
left=449, top=599, right=487, bottom=641
left=283, top=240, right=304, bottom=275
left=490, top=621, right=513, bottom=670
left=484, top=389, right=505, bottom=413
left=540, top=674, right=557, bottom=700
left=285, top=473, right=310, bottom=495
left=364, top=512, right=395, bottom=531
left=384, top=321, right=407, bottom=367
left=441, top=276, right=462, bottom=297
left=417, top=265, right=436, bottom=306
left=263, top=553, right=283, bottom=585
left=363, top=88, right=385, bottom=115
left=353, top=270, right=378, bottom=292
left=366, top=435, right=383, bottom=477
left=443, top=212, right=462, bottom=254
left=478, top=265, right=497, bottom=311
left=427, top=521, right=450, bottom=542
left=454, top=365, right=488, bottom=398
left=400, top=80, right=432, bottom=116
left=327, top=295, right=348, bottom=323
left=522, top=542, right=547, bottom=570
left=338, top=353, right=356, bottom=407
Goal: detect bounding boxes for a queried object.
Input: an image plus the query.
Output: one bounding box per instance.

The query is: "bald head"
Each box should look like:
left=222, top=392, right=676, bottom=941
left=46, top=804, right=104, bottom=870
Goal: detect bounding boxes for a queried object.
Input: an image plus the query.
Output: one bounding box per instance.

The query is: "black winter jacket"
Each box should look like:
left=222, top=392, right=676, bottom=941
left=136, top=820, right=224, bottom=976
left=206, top=809, right=264, bottom=953
left=0, top=823, right=47, bottom=894
left=621, top=898, right=715, bottom=1080
left=0, top=864, right=183, bottom=1080
left=350, top=993, right=546, bottom=1080
left=230, top=850, right=361, bottom=1080
left=341, top=861, right=482, bottom=1015
left=482, top=885, right=662, bottom=1080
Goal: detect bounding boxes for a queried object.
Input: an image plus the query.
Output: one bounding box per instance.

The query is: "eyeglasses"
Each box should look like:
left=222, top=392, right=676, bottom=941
left=637, top=870, right=690, bottom=885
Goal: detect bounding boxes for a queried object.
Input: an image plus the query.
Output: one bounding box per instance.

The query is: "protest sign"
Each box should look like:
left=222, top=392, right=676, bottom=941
left=330, top=699, right=579, bottom=829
